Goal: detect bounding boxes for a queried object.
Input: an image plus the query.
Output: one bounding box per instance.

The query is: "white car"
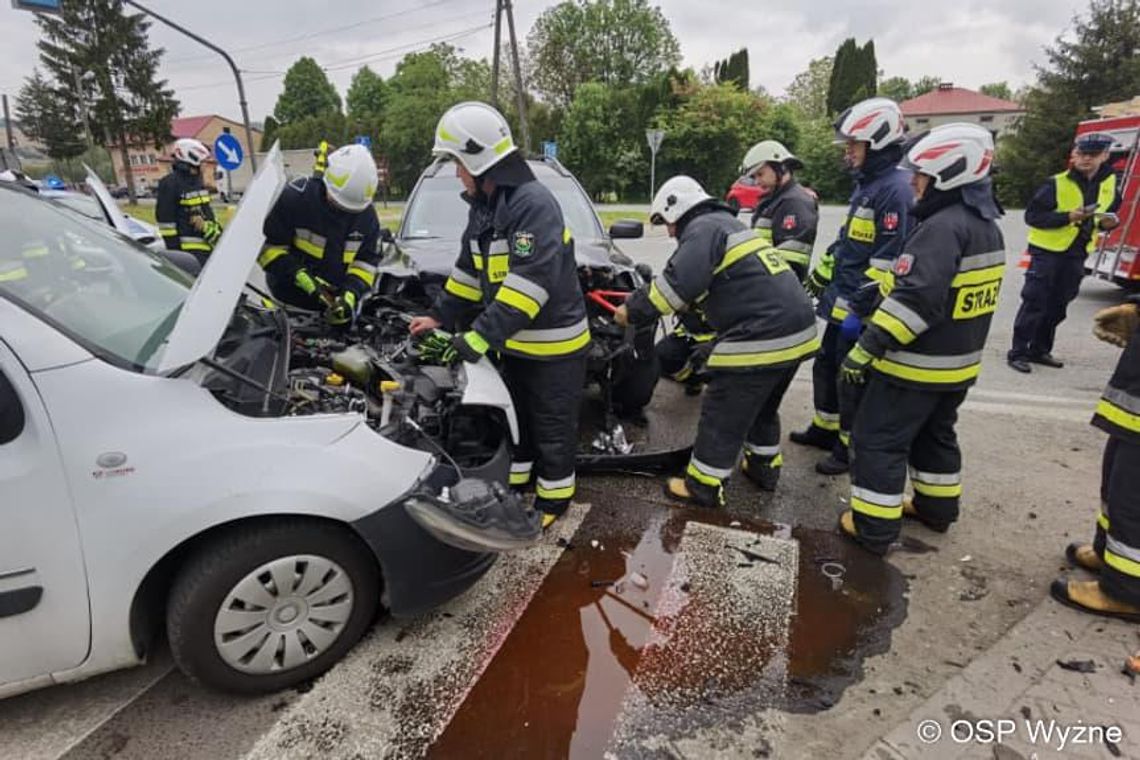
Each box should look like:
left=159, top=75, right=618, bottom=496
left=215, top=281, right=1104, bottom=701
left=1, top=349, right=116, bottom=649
left=0, top=148, right=522, bottom=699
left=38, top=187, right=165, bottom=252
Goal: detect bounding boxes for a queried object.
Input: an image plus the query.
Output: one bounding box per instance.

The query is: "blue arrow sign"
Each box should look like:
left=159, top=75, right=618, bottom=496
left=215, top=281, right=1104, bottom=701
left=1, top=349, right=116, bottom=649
left=354, top=135, right=372, bottom=149
left=11, top=0, right=63, bottom=13
left=542, top=141, right=557, bottom=160
left=213, top=133, right=244, bottom=171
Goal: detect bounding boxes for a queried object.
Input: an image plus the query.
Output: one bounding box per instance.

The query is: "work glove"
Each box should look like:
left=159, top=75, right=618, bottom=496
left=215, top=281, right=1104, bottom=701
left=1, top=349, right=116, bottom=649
left=804, top=268, right=829, bottom=298
left=201, top=219, right=223, bottom=245
left=325, top=290, right=357, bottom=326
left=295, top=268, right=319, bottom=296
left=839, top=313, right=863, bottom=343
left=417, top=330, right=453, bottom=363
left=839, top=344, right=875, bottom=386
left=1093, top=302, right=1139, bottom=348
left=418, top=331, right=487, bottom=365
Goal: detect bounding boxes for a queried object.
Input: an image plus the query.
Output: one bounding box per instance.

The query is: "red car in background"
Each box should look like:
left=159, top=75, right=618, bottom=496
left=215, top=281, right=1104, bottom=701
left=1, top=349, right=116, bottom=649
left=725, top=177, right=768, bottom=211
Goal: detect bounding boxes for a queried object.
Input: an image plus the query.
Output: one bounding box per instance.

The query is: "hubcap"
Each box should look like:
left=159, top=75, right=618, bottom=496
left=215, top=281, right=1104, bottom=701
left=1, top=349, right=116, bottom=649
left=213, top=554, right=355, bottom=674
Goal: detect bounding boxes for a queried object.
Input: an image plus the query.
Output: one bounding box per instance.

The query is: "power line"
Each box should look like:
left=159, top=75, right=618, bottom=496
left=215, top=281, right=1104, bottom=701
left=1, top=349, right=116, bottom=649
left=162, top=0, right=462, bottom=65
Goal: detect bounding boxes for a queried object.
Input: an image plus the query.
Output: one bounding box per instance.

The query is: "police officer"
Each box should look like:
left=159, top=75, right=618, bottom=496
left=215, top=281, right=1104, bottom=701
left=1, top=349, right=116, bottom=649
left=257, top=143, right=382, bottom=326
left=1051, top=296, right=1140, bottom=621
left=793, top=98, right=913, bottom=476
left=615, top=176, right=819, bottom=504
left=156, top=138, right=223, bottom=265
left=743, top=139, right=819, bottom=281
left=409, top=102, right=591, bottom=529
left=1008, top=132, right=1122, bottom=373
left=835, top=124, right=1004, bottom=555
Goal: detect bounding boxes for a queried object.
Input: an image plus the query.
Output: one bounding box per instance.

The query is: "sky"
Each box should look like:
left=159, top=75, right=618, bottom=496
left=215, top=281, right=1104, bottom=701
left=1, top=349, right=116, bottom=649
left=0, top=0, right=1088, bottom=123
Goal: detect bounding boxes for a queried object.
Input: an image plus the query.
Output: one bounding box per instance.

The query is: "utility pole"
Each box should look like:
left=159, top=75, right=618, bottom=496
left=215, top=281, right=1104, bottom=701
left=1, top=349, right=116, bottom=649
left=123, top=0, right=257, bottom=172
left=2, top=95, right=15, bottom=151
left=503, top=0, right=529, bottom=152
left=490, top=0, right=503, bottom=110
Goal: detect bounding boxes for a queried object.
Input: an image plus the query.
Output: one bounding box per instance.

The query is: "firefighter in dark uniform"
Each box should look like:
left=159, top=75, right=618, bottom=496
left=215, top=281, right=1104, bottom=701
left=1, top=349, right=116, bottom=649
left=744, top=139, right=818, bottom=281
left=835, top=124, right=1004, bottom=555
left=156, top=138, right=223, bottom=265
left=1008, top=132, right=1122, bottom=373
left=615, top=175, right=819, bottom=503
left=257, top=143, right=382, bottom=326
left=655, top=312, right=716, bottom=395
left=1051, top=296, right=1140, bottom=621
left=793, top=97, right=914, bottom=476
left=409, top=102, right=591, bottom=529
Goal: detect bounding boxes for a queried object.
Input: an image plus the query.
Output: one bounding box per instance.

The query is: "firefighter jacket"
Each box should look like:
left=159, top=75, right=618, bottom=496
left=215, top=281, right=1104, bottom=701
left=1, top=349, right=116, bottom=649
left=856, top=186, right=1005, bottom=391
left=156, top=166, right=221, bottom=258
left=1025, top=165, right=1121, bottom=257
left=626, top=205, right=818, bottom=372
left=257, top=177, right=381, bottom=298
left=817, top=149, right=913, bottom=324
left=434, top=174, right=591, bottom=361
left=1093, top=299, right=1140, bottom=445
left=750, top=179, right=818, bottom=280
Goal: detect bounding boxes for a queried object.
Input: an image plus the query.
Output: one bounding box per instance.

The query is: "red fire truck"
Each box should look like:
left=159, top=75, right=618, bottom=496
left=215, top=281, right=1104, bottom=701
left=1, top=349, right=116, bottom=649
left=1079, top=109, right=1140, bottom=289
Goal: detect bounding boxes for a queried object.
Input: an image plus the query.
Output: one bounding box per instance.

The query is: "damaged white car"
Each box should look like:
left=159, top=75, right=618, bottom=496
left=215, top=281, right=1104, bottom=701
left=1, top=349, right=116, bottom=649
left=0, top=149, right=535, bottom=700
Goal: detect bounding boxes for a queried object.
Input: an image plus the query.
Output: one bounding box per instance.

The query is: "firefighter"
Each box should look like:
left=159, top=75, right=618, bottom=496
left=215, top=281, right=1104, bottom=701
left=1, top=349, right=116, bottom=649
left=1051, top=296, right=1140, bottom=622
left=835, top=124, right=1004, bottom=555
left=1008, top=132, right=1122, bottom=373
left=655, top=312, right=716, bottom=395
left=408, top=102, right=591, bottom=529
left=792, top=97, right=914, bottom=476
left=743, top=139, right=819, bottom=281
left=156, top=138, right=223, bottom=265
left=614, top=175, right=819, bottom=503
left=257, top=143, right=381, bottom=326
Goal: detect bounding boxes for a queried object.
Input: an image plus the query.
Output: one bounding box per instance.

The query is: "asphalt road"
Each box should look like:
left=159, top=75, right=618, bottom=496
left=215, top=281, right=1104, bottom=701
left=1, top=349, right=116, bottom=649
left=1, top=206, right=1131, bottom=759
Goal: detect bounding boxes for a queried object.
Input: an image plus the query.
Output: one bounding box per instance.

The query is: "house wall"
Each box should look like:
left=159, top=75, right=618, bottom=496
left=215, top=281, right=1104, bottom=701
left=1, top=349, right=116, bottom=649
left=903, top=111, right=1023, bottom=139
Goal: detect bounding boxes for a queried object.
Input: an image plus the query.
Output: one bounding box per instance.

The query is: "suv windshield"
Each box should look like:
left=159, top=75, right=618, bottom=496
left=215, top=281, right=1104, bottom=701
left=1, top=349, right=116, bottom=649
left=401, top=165, right=604, bottom=242
left=0, top=186, right=192, bottom=371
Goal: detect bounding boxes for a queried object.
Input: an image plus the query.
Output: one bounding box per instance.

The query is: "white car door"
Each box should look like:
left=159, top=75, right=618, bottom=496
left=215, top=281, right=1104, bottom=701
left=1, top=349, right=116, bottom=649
left=0, top=340, right=91, bottom=686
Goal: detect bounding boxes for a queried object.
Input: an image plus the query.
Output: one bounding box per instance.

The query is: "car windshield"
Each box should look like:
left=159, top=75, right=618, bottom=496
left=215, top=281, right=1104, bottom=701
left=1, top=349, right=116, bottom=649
left=48, top=192, right=106, bottom=222
left=0, top=186, right=192, bottom=372
left=401, top=166, right=605, bottom=241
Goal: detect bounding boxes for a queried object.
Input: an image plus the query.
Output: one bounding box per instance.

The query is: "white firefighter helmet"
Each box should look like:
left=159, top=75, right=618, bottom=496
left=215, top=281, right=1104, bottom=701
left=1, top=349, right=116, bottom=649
left=740, top=139, right=803, bottom=175
left=433, top=101, right=517, bottom=177
left=323, top=144, right=378, bottom=213
left=650, top=176, right=713, bottom=225
left=904, top=123, right=995, bottom=191
left=834, top=97, right=906, bottom=151
left=172, top=138, right=211, bottom=167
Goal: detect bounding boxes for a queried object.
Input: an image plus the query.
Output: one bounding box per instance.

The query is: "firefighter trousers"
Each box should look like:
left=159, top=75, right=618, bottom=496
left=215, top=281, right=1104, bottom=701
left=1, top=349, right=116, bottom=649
left=685, top=366, right=798, bottom=506
left=1091, top=436, right=1140, bottom=607
left=806, top=322, right=855, bottom=439
left=501, top=354, right=587, bottom=518
left=850, top=377, right=969, bottom=549
left=1009, top=253, right=1085, bottom=361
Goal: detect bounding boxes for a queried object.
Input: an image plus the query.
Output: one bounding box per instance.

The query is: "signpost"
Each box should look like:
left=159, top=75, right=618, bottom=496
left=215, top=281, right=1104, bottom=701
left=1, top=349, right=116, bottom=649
left=646, top=129, right=665, bottom=199
left=213, top=133, right=243, bottom=171
left=542, top=141, right=558, bottom=160
left=354, top=135, right=372, bottom=150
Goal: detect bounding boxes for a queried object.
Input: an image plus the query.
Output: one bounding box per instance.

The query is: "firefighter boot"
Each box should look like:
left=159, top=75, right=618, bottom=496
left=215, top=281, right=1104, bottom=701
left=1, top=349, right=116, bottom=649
left=741, top=455, right=780, bottom=492
left=903, top=497, right=950, bottom=534
left=815, top=447, right=850, bottom=476
left=1065, top=543, right=1104, bottom=573
left=664, top=477, right=720, bottom=508
left=838, top=510, right=889, bottom=557
left=1050, top=579, right=1140, bottom=622
left=790, top=424, right=839, bottom=451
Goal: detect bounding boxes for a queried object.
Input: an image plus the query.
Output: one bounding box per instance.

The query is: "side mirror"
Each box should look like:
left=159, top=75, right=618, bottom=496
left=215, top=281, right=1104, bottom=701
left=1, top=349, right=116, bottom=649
left=608, top=220, right=644, bottom=239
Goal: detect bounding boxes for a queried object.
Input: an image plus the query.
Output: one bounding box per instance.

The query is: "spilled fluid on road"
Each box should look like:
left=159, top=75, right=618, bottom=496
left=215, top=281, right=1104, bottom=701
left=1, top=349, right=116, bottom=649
left=430, top=493, right=910, bottom=758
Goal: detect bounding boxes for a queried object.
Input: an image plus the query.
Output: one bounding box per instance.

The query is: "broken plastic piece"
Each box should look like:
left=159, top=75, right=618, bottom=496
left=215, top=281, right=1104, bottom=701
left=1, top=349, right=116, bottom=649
left=1056, top=658, right=1097, bottom=673
left=630, top=572, right=649, bottom=590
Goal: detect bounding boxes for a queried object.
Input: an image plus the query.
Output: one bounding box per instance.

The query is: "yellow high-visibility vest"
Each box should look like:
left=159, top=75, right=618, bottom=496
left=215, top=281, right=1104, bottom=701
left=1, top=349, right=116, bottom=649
left=1026, top=171, right=1117, bottom=253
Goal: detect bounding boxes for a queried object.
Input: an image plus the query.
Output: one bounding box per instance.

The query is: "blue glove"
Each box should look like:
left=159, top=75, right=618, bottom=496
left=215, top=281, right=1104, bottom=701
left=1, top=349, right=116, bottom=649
left=839, top=314, right=863, bottom=342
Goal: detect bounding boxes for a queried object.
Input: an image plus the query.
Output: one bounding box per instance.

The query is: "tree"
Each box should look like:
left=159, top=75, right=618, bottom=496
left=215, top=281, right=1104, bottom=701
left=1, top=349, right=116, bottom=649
left=273, top=57, right=342, bottom=124
left=795, top=117, right=850, bottom=203
left=714, top=48, right=750, bottom=91
left=559, top=83, right=643, bottom=199
left=979, top=81, right=1014, bottom=101
left=912, top=75, right=941, bottom=97
left=33, top=0, right=180, bottom=202
left=785, top=57, right=833, bottom=120
left=15, top=70, right=86, bottom=161
left=997, top=0, right=1140, bottom=205
left=346, top=66, right=388, bottom=120
left=527, top=0, right=681, bottom=108
left=878, top=76, right=913, bottom=102
left=827, top=38, right=877, bottom=115
left=260, top=115, right=279, bottom=151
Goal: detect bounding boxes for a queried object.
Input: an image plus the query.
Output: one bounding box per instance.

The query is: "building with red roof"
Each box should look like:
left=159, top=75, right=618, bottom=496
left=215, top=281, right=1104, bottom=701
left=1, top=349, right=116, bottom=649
left=899, top=83, right=1025, bottom=139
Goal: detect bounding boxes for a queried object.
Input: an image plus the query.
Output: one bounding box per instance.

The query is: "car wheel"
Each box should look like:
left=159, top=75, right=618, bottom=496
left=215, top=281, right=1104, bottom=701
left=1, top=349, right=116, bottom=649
left=612, top=352, right=660, bottom=414
left=166, top=519, right=380, bottom=694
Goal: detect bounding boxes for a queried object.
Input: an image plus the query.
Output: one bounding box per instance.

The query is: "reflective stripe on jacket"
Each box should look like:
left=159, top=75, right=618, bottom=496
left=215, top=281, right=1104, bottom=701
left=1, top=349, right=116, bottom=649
left=155, top=168, right=220, bottom=257
left=1093, top=316, right=1140, bottom=444
left=1025, top=170, right=1118, bottom=254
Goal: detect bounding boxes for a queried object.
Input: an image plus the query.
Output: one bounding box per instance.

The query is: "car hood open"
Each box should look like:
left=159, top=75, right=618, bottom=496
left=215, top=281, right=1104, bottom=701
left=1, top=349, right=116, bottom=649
left=384, top=235, right=626, bottom=279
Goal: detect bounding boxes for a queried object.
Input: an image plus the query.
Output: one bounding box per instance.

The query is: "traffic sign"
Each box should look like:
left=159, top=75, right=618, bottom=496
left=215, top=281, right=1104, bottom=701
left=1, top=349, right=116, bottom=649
left=11, top=0, right=63, bottom=13
left=646, top=129, right=665, bottom=154
left=213, top=133, right=243, bottom=171
left=542, top=141, right=558, bottom=160
left=354, top=135, right=372, bottom=149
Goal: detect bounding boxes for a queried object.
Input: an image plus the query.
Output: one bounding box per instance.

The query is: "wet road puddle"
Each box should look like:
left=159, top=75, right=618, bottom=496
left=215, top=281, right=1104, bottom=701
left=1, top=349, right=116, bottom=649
left=430, top=495, right=909, bottom=757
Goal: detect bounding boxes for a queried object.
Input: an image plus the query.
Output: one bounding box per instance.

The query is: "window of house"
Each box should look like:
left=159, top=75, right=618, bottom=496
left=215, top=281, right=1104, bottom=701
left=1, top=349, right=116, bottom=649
left=980, top=115, right=994, bottom=124
left=916, top=118, right=930, bottom=126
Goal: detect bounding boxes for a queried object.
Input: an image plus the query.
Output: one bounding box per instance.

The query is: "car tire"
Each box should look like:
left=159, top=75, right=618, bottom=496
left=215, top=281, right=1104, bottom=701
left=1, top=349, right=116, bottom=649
left=612, top=352, right=660, bottom=414
left=166, top=519, right=381, bottom=694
